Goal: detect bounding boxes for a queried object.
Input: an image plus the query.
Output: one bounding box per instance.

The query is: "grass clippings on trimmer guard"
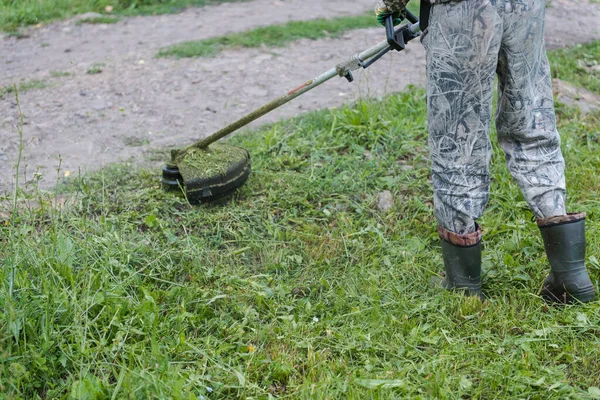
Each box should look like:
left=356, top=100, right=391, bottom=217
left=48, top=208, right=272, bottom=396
left=161, top=144, right=250, bottom=204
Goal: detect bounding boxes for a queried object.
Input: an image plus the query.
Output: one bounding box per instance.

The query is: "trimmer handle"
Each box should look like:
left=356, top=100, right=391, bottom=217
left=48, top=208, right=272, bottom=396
left=359, top=11, right=420, bottom=69
left=385, top=10, right=419, bottom=51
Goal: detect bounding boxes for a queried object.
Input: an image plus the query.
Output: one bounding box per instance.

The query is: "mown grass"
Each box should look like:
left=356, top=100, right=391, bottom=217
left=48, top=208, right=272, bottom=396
left=2, top=82, right=600, bottom=397
left=157, top=2, right=421, bottom=59
left=0, top=0, right=247, bottom=32
left=549, top=41, right=600, bottom=95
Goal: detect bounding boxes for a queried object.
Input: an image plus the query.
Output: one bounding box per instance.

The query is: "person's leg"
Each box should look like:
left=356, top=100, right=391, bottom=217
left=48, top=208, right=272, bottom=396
left=495, top=0, right=565, bottom=218
left=424, top=0, right=502, bottom=235
left=497, top=0, right=594, bottom=303
left=422, top=0, right=503, bottom=296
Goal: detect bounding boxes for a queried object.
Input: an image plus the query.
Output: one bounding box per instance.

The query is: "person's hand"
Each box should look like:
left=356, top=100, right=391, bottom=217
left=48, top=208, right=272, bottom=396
left=375, top=0, right=409, bottom=26
left=375, top=7, right=405, bottom=26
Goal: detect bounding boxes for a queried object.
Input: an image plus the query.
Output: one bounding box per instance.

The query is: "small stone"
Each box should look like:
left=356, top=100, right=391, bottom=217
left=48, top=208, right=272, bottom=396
left=377, top=190, right=394, bottom=212
left=0, top=149, right=8, bottom=161
left=89, top=98, right=109, bottom=110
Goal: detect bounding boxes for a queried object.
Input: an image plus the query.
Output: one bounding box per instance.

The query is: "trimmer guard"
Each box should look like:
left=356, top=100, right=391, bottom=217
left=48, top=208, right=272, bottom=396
left=161, top=145, right=251, bottom=203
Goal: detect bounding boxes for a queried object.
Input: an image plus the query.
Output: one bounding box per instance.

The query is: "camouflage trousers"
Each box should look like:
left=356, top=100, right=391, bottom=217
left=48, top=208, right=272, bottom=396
left=421, top=0, right=566, bottom=235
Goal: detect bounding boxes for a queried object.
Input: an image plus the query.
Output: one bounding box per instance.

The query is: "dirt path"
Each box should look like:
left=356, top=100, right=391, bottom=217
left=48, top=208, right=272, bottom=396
left=0, top=0, right=375, bottom=80
left=1, top=0, right=599, bottom=192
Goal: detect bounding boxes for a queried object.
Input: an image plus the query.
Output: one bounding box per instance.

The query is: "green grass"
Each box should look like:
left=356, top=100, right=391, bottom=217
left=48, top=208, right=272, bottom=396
left=2, top=39, right=600, bottom=399
left=50, top=70, right=73, bottom=78
left=549, top=41, right=600, bottom=95
left=86, top=62, right=105, bottom=74
left=0, top=79, right=48, bottom=99
left=2, top=83, right=600, bottom=397
left=75, top=15, right=120, bottom=25
left=0, top=0, right=248, bottom=32
left=157, top=14, right=380, bottom=58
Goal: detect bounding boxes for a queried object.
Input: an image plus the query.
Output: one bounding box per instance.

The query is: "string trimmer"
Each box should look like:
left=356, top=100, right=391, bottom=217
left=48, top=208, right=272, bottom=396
left=162, top=12, right=421, bottom=203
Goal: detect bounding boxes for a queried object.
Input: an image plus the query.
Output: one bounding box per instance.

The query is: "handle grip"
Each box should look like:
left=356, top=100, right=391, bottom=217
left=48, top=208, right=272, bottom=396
left=385, top=11, right=418, bottom=52
left=385, top=14, right=400, bottom=50
left=385, top=10, right=419, bottom=51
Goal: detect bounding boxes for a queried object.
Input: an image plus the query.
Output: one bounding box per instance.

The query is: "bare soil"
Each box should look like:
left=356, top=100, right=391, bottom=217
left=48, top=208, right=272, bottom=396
left=1, top=0, right=599, bottom=192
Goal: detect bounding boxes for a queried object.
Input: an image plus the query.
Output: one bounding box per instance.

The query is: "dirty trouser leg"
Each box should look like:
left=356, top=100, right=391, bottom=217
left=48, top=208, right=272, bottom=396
left=496, top=0, right=566, bottom=218
left=423, top=0, right=503, bottom=234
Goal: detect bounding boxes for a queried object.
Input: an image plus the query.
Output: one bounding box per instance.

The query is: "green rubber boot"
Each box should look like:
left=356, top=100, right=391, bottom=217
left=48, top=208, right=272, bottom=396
left=434, top=225, right=483, bottom=299
left=538, top=213, right=596, bottom=304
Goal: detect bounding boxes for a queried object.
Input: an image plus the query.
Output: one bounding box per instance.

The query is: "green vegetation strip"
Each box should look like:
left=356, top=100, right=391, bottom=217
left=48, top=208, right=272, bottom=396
left=157, top=14, right=379, bottom=58
left=0, top=0, right=248, bottom=32
left=75, top=16, right=120, bottom=25
left=549, top=41, right=600, bottom=95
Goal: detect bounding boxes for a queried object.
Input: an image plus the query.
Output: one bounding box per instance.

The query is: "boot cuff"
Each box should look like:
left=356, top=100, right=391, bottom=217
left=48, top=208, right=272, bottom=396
left=537, top=212, right=586, bottom=228
left=438, top=224, right=482, bottom=247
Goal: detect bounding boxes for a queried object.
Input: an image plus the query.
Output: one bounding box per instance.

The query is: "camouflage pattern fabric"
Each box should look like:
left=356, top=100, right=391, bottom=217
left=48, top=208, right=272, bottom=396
left=378, top=0, right=461, bottom=14
left=421, top=0, right=566, bottom=234
left=376, top=0, right=411, bottom=14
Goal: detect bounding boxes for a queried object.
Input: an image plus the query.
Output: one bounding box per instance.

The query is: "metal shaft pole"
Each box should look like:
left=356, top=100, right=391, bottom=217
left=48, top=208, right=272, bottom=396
left=179, top=39, right=392, bottom=154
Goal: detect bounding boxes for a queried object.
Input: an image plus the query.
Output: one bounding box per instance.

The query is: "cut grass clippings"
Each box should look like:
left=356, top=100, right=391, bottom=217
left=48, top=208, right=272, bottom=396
left=2, top=84, right=600, bottom=397
left=157, top=14, right=380, bottom=58
left=0, top=0, right=248, bottom=32
left=177, top=144, right=248, bottom=180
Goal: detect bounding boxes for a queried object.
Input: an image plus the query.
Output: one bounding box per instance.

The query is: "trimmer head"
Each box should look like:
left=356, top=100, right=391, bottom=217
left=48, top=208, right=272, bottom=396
left=161, top=144, right=251, bottom=203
